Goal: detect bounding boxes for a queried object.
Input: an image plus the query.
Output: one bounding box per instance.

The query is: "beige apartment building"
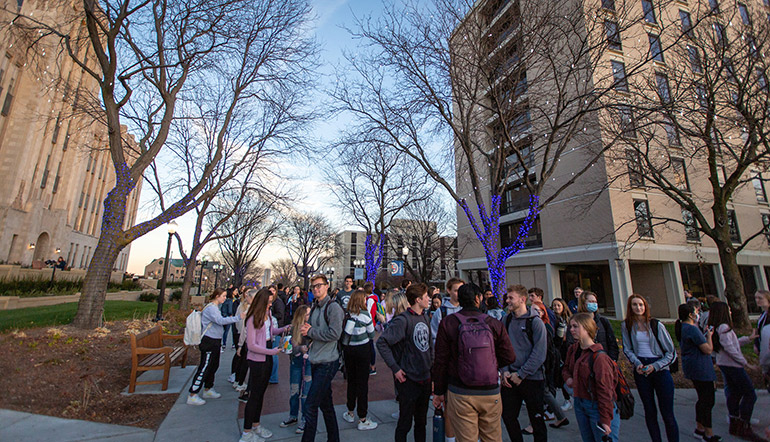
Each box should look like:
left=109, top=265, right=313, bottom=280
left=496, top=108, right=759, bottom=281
left=0, top=1, right=141, bottom=272
left=455, top=0, right=770, bottom=319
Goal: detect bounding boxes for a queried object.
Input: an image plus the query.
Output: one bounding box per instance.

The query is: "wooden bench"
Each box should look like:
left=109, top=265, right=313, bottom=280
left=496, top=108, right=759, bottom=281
left=129, top=325, right=188, bottom=393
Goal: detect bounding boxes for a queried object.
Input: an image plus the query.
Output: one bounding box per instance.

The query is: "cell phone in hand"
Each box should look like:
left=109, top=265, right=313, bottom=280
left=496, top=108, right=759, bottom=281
left=596, top=423, right=610, bottom=440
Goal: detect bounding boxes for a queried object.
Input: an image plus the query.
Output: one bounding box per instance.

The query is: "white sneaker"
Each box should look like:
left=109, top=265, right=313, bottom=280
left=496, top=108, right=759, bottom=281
left=235, top=383, right=248, bottom=392
left=228, top=373, right=236, bottom=383
left=560, top=400, right=572, bottom=411
left=357, top=418, right=378, bottom=431
left=238, top=431, right=264, bottom=442
left=201, top=389, right=221, bottom=399
left=343, top=411, right=356, bottom=423
left=254, top=425, right=273, bottom=439
left=186, top=394, right=206, bottom=406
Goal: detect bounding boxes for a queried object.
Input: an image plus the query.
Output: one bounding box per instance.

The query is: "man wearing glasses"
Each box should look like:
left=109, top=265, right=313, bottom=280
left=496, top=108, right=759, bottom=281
left=300, top=274, right=344, bottom=442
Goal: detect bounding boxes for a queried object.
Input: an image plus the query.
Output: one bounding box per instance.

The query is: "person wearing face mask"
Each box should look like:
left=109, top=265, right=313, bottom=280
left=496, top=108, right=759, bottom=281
left=675, top=303, right=720, bottom=442
left=621, top=294, right=679, bottom=442
left=575, top=292, right=619, bottom=361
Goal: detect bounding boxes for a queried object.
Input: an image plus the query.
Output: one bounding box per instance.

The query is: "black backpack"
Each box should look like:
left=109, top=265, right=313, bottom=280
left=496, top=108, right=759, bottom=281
left=505, top=315, right=562, bottom=394
left=649, top=318, right=679, bottom=373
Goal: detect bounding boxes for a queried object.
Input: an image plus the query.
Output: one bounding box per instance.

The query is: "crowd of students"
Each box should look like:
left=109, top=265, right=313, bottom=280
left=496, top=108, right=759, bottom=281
left=184, top=276, right=770, bottom=442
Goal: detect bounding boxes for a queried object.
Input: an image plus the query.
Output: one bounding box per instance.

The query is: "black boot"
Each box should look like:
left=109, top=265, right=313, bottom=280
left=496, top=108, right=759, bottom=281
left=736, top=418, right=768, bottom=442
left=730, top=417, right=741, bottom=436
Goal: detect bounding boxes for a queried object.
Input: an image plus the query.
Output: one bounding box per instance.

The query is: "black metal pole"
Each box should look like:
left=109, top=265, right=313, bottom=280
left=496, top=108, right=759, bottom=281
left=214, top=268, right=219, bottom=288
left=155, top=232, right=173, bottom=321
left=198, top=261, right=205, bottom=295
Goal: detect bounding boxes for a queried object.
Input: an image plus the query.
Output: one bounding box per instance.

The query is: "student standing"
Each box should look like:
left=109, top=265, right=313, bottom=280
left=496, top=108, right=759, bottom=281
left=563, top=313, right=620, bottom=442
left=230, top=289, right=254, bottom=390
left=500, top=285, right=548, bottom=442
left=675, top=303, right=720, bottom=442
left=709, top=302, right=765, bottom=441
left=342, top=290, right=378, bottom=430
left=239, top=288, right=290, bottom=442
left=551, top=298, right=572, bottom=411
left=754, top=290, right=770, bottom=392
left=300, top=275, right=344, bottom=442
left=377, top=283, right=433, bottom=442
left=577, top=292, right=619, bottom=360
left=621, top=294, right=678, bottom=442
left=187, top=289, right=243, bottom=406
left=281, top=305, right=312, bottom=434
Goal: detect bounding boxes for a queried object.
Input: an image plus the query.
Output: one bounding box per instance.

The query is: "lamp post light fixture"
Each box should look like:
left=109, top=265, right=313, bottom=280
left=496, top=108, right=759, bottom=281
left=402, top=245, right=409, bottom=260
left=198, top=258, right=208, bottom=296
left=156, top=220, right=178, bottom=321
left=213, top=264, right=222, bottom=288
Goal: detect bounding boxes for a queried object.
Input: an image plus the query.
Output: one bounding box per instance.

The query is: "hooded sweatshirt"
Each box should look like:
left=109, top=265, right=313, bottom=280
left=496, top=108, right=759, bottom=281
left=503, top=306, right=547, bottom=381
left=377, top=308, right=433, bottom=382
left=307, top=295, right=344, bottom=364
left=430, top=296, right=462, bottom=345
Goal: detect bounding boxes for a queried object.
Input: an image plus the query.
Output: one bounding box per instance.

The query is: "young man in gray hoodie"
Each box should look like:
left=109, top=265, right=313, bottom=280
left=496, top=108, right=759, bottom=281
left=300, top=275, right=344, bottom=442
left=377, top=283, right=433, bottom=442
left=501, top=284, right=548, bottom=442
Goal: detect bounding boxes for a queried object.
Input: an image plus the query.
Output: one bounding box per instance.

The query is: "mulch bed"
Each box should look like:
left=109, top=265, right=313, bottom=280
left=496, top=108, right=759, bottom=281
left=0, top=310, right=195, bottom=429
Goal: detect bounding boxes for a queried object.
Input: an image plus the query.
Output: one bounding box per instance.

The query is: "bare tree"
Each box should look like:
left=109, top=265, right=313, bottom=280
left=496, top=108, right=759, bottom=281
left=2, top=0, right=317, bottom=327
left=216, top=191, right=283, bottom=288
left=388, top=196, right=461, bottom=283
left=282, top=212, right=340, bottom=290
left=606, top=3, right=770, bottom=328
left=325, top=138, right=433, bottom=283
left=271, top=258, right=299, bottom=289
left=331, top=0, right=671, bottom=305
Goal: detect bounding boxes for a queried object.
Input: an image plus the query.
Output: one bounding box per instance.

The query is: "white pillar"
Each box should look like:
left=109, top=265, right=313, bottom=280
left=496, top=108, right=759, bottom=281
left=609, top=258, right=633, bottom=320
left=545, top=263, right=562, bottom=304
left=662, top=261, right=685, bottom=319
left=755, top=265, right=768, bottom=291
left=714, top=262, right=726, bottom=299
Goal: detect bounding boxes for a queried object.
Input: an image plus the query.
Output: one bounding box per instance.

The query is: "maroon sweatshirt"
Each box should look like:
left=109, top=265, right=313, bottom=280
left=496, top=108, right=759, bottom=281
left=562, top=342, right=617, bottom=427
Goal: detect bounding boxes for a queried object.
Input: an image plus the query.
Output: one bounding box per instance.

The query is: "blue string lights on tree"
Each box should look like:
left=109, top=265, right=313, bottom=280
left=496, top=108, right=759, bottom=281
left=459, top=194, right=540, bottom=308
left=364, top=233, right=385, bottom=283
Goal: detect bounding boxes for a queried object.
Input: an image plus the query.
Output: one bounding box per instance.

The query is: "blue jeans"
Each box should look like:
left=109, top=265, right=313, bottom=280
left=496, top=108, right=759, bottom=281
left=222, top=324, right=231, bottom=346
left=719, top=365, right=757, bottom=420
left=573, top=397, right=620, bottom=442
left=301, top=360, right=340, bottom=442
left=289, top=355, right=312, bottom=420
left=270, top=336, right=280, bottom=383
left=633, top=357, right=679, bottom=442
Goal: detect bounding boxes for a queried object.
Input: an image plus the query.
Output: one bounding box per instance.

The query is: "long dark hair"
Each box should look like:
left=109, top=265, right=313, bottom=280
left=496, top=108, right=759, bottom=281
left=707, top=302, right=732, bottom=352
left=246, top=288, right=272, bottom=329
left=674, top=303, right=696, bottom=342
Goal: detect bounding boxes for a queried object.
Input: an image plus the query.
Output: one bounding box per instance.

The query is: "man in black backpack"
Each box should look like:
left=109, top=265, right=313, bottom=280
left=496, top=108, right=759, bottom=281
left=377, top=283, right=433, bottom=442
left=501, top=284, right=548, bottom=442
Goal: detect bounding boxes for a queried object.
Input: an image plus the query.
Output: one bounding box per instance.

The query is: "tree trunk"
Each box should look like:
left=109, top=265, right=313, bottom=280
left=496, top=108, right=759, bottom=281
left=179, top=259, right=197, bottom=311
left=487, top=251, right=506, bottom=310
left=72, top=233, right=123, bottom=328
left=716, top=238, right=751, bottom=330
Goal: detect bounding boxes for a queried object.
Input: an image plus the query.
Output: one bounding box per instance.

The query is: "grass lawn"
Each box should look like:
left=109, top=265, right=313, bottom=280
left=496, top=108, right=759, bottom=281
left=0, top=301, right=161, bottom=332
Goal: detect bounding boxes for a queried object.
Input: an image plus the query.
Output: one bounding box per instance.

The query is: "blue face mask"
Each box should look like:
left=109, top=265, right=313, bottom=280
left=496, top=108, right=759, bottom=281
left=586, top=302, right=598, bottom=313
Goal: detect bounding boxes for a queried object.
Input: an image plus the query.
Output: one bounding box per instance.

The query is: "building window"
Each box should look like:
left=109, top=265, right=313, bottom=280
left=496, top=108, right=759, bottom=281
left=752, top=171, right=767, bottom=203
left=1, top=76, right=15, bottom=116
left=688, top=46, right=702, bottom=73
left=696, top=83, right=708, bottom=110
left=759, top=69, right=769, bottom=91
left=655, top=73, right=671, bottom=103
left=52, top=163, right=61, bottom=194
left=739, top=3, right=751, bottom=25
left=648, top=33, right=664, bottom=62
left=605, top=20, right=622, bottom=51
left=611, top=60, right=628, bottom=91
left=723, top=58, right=737, bottom=83
left=672, top=158, right=690, bottom=192
left=728, top=210, right=741, bottom=243
left=714, top=23, right=727, bottom=48
left=501, top=175, right=535, bottom=215
left=634, top=199, right=654, bottom=238
left=351, top=232, right=357, bottom=244
left=602, top=0, right=615, bottom=11
left=762, top=214, right=770, bottom=244
left=617, top=105, right=636, bottom=139
left=663, top=117, right=680, bottom=146
left=40, top=155, right=50, bottom=189
left=500, top=216, right=542, bottom=249
left=709, top=0, right=719, bottom=13
left=682, top=209, right=699, bottom=241
left=716, top=165, right=726, bottom=186
left=747, top=35, right=759, bottom=58
left=51, top=115, right=61, bottom=144
left=626, top=149, right=644, bottom=187
left=642, top=0, right=656, bottom=23
left=680, top=10, right=693, bottom=37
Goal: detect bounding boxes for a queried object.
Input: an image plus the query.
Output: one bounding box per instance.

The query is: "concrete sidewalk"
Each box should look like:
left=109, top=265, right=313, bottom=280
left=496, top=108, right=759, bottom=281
left=3, top=345, right=770, bottom=441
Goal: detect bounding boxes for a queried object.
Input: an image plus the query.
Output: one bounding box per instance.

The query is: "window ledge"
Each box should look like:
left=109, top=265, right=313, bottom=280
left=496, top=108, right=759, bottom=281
left=638, top=236, right=655, bottom=241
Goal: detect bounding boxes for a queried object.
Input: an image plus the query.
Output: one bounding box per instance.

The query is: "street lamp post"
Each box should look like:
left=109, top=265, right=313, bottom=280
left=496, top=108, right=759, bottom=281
left=198, top=258, right=207, bottom=296
left=213, top=264, right=222, bottom=288
left=326, top=267, right=334, bottom=288
left=402, top=246, right=409, bottom=278
left=156, top=220, right=178, bottom=321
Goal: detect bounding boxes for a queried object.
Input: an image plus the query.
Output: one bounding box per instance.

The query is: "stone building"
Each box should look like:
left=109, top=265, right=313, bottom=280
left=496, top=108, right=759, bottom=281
left=0, top=0, right=141, bottom=271
left=454, top=0, right=770, bottom=318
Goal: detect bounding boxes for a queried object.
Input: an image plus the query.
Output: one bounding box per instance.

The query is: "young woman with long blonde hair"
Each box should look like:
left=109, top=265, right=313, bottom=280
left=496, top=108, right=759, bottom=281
left=280, top=305, right=312, bottom=434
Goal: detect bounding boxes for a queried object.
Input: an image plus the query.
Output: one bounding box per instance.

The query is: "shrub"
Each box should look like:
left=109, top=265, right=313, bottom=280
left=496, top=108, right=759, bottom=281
left=170, top=290, right=182, bottom=302
left=138, top=292, right=158, bottom=302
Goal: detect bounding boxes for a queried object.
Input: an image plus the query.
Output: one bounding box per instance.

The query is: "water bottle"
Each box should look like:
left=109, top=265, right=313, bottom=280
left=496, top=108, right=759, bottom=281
left=432, top=407, right=445, bottom=442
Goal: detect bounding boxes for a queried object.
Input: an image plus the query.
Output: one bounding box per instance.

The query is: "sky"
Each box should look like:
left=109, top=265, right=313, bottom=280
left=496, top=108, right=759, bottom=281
left=126, top=0, right=384, bottom=275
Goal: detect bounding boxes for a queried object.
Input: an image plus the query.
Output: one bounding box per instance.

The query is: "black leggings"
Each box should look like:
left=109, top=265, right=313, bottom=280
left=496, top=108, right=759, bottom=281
left=232, top=343, right=249, bottom=384
left=189, top=336, right=220, bottom=394
left=692, top=379, right=715, bottom=428
left=344, top=343, right=372, bottom=419
left=244, top=358, right=273, bottom=430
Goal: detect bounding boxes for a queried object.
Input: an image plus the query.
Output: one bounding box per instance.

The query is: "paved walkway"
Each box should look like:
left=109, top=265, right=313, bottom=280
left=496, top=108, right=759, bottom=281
left=3, top=345, right=770, bottom=441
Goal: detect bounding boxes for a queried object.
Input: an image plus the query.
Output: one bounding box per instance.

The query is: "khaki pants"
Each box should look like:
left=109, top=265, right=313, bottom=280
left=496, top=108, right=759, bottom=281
left=446, top=390, right=502, bottom=442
